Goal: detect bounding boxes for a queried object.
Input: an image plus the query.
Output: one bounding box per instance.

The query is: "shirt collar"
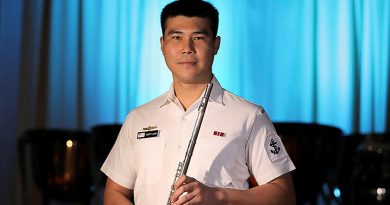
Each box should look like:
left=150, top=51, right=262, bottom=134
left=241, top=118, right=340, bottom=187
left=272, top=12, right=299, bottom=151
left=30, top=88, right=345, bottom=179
left=159, top=75, right=225, bottom=108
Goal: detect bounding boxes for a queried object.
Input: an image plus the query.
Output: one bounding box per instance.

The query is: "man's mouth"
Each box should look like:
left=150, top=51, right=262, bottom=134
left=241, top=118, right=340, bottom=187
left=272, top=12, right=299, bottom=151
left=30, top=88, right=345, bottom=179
left=178, top=61, right=197, bottom=65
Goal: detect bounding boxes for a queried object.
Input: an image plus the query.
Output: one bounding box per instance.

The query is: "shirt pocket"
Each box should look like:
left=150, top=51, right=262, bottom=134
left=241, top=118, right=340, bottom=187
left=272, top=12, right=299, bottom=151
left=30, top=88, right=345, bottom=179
left=133, top=137, right=165, bottom=185
left=188, top=137, right=238, bottom=188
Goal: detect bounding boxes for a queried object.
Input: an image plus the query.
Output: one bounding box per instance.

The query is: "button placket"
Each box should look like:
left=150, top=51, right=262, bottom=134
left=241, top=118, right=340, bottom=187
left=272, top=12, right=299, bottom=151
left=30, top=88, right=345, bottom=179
left=177, top=112, right=196, bottom=157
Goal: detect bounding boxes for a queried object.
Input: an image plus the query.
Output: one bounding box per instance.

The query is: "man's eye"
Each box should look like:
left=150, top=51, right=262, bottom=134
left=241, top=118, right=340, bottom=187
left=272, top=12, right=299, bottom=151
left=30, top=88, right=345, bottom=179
left=172, top=36, right=181, bottom=40
left=194, top=36, right=204, bottom=40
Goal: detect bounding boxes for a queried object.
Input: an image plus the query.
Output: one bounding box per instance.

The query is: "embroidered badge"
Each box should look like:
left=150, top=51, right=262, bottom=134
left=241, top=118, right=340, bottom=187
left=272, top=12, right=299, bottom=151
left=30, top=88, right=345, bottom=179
left=265, top=134, right=287, bottom=162
left=269, top=139, right=280, bottom=154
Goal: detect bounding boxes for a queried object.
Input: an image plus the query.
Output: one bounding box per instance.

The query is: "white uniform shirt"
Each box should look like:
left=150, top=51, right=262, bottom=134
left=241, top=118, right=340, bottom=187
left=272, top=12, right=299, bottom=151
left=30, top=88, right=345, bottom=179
left=101, top=77, right=295, bottom=205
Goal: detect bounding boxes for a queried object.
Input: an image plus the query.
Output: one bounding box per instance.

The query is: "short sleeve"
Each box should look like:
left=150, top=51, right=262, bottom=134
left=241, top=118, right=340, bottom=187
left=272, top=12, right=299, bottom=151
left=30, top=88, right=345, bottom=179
left=100, top=113, right=137, bottom=189
left=246, top=109, right=295, bottom=185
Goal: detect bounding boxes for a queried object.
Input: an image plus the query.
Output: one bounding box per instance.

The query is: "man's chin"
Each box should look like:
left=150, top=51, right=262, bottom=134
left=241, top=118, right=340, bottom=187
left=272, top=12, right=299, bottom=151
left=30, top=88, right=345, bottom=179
left=174, top=76, right=212, bottom=85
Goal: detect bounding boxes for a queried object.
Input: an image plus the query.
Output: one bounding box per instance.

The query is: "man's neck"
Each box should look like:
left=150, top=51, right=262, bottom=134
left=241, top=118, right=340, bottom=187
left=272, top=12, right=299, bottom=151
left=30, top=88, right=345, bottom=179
left=173, top=82, right=209, bottom=111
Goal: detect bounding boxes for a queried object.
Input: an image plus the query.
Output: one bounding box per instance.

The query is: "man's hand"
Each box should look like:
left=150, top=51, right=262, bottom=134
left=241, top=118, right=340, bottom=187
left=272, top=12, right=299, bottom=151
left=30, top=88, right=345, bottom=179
left=170, top=175, right=225, bottom=205
left=170, top=173, right=295, bottom=205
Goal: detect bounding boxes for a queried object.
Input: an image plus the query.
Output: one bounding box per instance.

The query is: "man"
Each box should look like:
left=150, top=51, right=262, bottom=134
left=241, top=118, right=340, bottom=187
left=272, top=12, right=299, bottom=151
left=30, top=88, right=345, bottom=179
left=101, top=0, right=296, bottom=204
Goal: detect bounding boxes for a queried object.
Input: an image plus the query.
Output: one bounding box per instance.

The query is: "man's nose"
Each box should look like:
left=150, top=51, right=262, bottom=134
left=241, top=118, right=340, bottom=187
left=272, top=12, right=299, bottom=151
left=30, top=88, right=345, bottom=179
left=181, top=39, right=195, bottom=54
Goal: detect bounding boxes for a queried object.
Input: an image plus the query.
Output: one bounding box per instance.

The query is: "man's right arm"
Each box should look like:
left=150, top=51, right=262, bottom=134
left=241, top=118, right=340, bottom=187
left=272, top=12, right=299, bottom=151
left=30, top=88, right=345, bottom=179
left=104, top=177, right=134, bottom=205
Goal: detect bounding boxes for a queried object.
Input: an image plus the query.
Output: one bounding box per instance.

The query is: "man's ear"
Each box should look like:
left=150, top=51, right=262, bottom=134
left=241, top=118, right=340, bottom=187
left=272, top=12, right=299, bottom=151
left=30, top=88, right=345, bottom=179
left=214, top=36, right=221, bottom=55
left=160, top=36, right=164, bottom=53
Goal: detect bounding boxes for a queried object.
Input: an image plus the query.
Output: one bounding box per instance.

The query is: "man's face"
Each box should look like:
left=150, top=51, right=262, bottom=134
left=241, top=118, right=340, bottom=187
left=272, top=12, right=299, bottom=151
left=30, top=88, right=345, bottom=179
left=160, top=16, right=220, bottom=84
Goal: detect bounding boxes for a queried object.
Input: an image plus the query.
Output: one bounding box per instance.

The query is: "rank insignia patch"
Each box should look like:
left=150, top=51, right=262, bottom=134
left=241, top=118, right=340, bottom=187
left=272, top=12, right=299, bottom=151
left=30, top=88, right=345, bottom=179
left=269, top=139, right=280, bottom=154
left=265, top=134, right=287, bottom=161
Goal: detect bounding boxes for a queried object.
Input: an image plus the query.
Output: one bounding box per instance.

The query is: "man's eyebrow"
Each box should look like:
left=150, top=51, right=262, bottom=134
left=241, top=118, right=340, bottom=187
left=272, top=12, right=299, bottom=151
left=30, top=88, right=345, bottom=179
left=166, top=30, right=211, bottom=35
left=167, top=30, right=183, bottom=35
left=193, top=30, right=211, bottom=35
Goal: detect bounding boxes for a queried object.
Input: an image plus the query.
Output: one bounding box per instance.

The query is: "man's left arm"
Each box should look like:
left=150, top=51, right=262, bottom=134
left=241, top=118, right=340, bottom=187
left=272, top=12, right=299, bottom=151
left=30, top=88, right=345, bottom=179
left=170, top=172, right=295, bottom=205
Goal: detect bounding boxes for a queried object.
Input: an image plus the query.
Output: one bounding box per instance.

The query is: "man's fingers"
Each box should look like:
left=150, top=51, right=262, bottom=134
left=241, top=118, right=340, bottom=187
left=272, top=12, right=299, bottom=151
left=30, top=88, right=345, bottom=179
left=173, top=190, right=197, bottom=205
left=174, top=175, right=186, bottom=190
left=174, top=175, right=195, bottom=189
left=171, top=182, right=195, bottom=202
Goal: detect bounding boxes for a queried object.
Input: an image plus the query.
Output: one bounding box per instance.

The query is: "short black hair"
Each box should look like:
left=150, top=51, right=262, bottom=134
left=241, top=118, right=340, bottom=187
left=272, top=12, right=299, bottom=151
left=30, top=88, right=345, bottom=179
left=160, top=0, right=219, bottom=37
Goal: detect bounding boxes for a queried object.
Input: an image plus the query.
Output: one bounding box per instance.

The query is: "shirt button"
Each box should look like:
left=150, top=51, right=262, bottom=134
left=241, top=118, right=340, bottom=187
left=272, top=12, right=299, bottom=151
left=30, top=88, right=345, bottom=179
left=178, top=145, right=182, bottom=149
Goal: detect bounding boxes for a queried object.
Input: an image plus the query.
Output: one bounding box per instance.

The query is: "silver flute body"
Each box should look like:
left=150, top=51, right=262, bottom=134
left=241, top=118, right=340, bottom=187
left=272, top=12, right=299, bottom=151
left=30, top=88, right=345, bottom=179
left=167, top=83, right=213, bottom=205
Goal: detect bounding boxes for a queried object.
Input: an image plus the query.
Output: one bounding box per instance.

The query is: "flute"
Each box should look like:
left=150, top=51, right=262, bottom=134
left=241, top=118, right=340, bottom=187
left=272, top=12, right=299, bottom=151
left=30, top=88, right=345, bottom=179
left=167, top=82, right=213, bottom=205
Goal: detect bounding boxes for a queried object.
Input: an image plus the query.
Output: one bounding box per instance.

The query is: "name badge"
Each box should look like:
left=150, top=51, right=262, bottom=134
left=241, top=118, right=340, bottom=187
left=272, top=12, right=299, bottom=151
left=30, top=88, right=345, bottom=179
left=137, top=130, right=160, bottom=139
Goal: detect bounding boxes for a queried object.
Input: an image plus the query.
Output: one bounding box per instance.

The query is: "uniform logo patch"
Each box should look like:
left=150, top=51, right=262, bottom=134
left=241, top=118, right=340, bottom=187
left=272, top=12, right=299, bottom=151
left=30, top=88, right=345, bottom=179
left=265, top=134, right=287, bottom=161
